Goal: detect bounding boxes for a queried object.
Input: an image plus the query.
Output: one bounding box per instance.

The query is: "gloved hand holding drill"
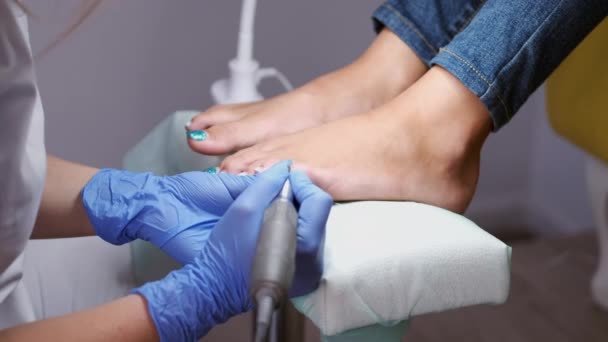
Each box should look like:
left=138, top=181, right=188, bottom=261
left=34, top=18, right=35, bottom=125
left=84, top=161, right=332, bottom=341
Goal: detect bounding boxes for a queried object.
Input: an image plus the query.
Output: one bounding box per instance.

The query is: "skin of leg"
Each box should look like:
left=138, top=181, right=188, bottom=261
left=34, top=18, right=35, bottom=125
left=186, top=28, right=427, bottom=155
left=221, top=66, right=491, bottom=213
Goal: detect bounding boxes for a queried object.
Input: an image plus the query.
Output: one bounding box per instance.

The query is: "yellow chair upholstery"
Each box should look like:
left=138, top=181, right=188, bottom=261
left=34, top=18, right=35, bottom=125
left=547, top=19, right=608, bottom=164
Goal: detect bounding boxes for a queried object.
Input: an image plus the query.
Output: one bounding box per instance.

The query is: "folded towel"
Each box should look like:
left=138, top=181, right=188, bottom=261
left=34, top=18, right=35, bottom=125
left=292, top=201, right=511, bottom=337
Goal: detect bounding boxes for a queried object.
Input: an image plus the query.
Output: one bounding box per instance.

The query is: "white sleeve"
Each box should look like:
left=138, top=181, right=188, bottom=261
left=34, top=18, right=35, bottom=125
left=0, top=0, right=46, bottom=299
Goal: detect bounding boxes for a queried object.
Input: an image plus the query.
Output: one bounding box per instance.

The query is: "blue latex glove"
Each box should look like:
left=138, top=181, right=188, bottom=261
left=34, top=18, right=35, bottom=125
left=134, top=161, right=333, bottom=341
left=82, top=169, right=255, bottom=264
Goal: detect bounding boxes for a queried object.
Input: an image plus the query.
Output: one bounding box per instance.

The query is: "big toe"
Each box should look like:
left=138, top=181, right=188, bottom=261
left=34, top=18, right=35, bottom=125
left=187, top=121, right=261, bottom=155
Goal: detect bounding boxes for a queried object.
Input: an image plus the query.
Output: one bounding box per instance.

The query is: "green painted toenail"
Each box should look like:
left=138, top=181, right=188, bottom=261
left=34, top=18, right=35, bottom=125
left=187, top=130, right=207, bottom=141
left=203, top=167, right=218, bottom=174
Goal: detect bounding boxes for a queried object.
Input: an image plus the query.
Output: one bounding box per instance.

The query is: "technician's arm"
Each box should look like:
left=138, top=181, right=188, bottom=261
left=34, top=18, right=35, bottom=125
left=0, top=295, right=158, bottom=341
left=32, top=155, right=98, bottom=239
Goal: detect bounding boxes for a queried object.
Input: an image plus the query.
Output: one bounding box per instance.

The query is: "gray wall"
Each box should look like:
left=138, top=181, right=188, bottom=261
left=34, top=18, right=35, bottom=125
left=29, top=0, right=593, bottom=235
left=467, top=87, right=593, bottom=235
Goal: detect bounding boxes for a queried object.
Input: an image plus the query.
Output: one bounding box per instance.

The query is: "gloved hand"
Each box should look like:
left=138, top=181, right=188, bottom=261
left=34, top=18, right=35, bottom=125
left=134, top=161, right=333, bottom=341
left=82, top=169, right=255, bottom=264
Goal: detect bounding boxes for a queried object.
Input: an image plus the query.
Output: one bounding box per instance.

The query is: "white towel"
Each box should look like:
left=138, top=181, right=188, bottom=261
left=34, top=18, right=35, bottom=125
left=292, top=201, right=511, bottom=337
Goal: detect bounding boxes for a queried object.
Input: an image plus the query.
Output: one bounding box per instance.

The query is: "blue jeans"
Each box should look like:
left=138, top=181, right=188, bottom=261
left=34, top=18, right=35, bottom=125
left=373, top=0, right=608, bottom=130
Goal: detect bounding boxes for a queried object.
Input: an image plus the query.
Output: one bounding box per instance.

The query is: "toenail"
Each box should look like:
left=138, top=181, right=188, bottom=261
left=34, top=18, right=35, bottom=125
left=187, top=130, right=207, bottom=141
left=203, top=167, right=218, bottom=174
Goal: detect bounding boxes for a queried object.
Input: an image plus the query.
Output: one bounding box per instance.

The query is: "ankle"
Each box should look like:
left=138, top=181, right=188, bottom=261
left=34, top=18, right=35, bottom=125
left=378, top=66, right=490, bottom=212
left=404, top=66, right=491, bottom=163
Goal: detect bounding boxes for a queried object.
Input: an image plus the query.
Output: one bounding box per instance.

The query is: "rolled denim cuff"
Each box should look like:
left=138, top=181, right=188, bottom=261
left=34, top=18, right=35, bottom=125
left=372, top=0, right=487, bottom=66
left=431, top=48, right=511, bottom=131
left=430, top=0, right=608, bottom=131
left=372, top=2, right=438, bottom=65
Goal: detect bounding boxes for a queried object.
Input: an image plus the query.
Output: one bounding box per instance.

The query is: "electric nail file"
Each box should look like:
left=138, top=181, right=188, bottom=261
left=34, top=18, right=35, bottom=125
left=251, top=180, right=298, bottom=342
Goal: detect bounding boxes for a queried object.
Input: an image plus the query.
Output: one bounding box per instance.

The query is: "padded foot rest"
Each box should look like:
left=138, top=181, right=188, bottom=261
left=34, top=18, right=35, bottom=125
left=292, top=201, right=511, bottom=337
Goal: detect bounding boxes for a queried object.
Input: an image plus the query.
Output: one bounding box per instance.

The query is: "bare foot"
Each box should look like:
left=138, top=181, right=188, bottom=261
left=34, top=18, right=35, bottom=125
left=187, top=29, right=426, bottom=155
left=219, top=67, right=492, bottom=213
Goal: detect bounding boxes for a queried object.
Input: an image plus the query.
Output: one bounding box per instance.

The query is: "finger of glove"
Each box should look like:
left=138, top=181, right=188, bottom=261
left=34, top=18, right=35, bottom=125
left=175, top=172, right=257, bottom=198
left=288, top=171, right=332, bottom=297
left=161, top=226, right=213, bottom=265
left=217, top=173, right=257, bottom=199
left=214, top=161, right=291, bottom=242
left=166, top=172, right=256, bottom=214
left=289, top=171, right=333, bottom=256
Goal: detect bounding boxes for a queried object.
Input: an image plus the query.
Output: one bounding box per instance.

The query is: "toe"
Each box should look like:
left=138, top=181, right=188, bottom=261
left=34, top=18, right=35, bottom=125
left=246, top=158, right=280, bottom=174
left=219, top=148, right=262, bottom=174
left=188, top=120, right=259, bottom=155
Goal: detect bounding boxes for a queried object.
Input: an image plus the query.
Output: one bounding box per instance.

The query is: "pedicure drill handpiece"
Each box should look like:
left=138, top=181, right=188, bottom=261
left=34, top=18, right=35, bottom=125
left=250, top=180, right=298, bottom=342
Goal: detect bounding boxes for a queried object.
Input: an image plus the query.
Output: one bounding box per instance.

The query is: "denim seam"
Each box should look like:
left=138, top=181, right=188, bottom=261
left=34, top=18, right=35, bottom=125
left=491, top=0, right=567, bottom=114
left=382, top=3, right=438, bottom=54
left=440, top=47, right=511, bottom=118
left=449, top=0, right=487, bottom=40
